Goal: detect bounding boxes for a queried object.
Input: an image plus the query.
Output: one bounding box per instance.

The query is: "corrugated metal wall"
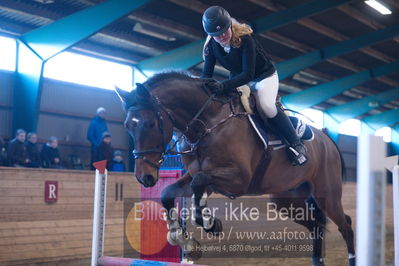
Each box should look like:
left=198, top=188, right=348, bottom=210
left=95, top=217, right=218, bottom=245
left=0, top=71, right=13, bottom=138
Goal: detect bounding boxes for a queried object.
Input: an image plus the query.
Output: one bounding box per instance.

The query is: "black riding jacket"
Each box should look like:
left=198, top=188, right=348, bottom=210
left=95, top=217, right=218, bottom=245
left=201, top=34, right=275, bottom=90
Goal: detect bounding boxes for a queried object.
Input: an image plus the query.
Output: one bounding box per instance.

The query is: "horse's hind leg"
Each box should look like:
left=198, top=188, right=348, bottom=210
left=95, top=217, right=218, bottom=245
left=313, top=180, right=355, bottom=266
left=271, top=182, right=326, bottom=266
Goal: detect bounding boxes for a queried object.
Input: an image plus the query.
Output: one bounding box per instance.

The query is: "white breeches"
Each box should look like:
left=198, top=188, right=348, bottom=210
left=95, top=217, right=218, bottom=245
left=253, top=71, right=279, bottom=118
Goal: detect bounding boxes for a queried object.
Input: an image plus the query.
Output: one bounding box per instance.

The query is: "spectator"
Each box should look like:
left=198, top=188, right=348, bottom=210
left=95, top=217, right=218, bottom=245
left=7, top=129, right=29, bottom=167
left=94, top=132, right=113, bottom=170
left=25, top=132, right=41, bottom=168
left=111, top=150, right=126, bottom=172
left=87, top=107, right=108, bottom=169
left=41, top=136, right=62, bottom=169
left=0, top=136, right=7, bottom=166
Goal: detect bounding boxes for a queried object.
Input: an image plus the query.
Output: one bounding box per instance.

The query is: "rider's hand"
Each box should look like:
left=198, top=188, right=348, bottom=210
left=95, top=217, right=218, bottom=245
left=206, top=80, right=225, bottom=95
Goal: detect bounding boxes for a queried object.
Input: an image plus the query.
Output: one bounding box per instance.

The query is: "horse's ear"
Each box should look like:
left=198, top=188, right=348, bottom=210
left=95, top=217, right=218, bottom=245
left=136, top=83, right=150, bottom=99
left=114, top=86, right=130, bottom=103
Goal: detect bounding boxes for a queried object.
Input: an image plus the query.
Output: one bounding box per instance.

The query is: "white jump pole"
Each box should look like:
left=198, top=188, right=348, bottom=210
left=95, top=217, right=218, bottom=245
left=91, top=161, right=108, bottom=266
left=356, top=134, right=386, bottom=266
left=394, top=165, right=399, bottom=266
left=385, top=155, right=399, bottom=266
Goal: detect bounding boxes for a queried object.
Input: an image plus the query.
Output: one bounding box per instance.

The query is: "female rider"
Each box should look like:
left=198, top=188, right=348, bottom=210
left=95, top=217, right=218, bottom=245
left=201, top=6, right=307, bottom=166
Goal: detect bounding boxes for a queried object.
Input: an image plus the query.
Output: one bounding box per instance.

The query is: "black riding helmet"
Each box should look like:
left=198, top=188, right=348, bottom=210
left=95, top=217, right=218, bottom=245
left=202, top=6, right=231, bottom=36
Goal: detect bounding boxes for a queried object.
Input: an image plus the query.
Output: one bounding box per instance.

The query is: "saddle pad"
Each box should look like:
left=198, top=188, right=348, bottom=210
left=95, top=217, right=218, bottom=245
left=248, top=115, right=314, bottom=150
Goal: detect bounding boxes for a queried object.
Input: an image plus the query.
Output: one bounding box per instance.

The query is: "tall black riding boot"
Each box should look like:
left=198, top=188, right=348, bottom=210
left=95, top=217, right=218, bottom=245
left=269, top=109, right=308, bottom=166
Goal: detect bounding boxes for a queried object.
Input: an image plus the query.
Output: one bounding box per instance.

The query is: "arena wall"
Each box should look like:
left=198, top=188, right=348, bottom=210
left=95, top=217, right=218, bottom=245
left=0, top=167, right=139, bottom=265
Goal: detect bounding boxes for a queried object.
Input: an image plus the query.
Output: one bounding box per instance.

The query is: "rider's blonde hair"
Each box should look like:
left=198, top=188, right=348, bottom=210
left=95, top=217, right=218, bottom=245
left=202, top=19, right=253, bottom=60
left=230, top=18, right=253, bottom=48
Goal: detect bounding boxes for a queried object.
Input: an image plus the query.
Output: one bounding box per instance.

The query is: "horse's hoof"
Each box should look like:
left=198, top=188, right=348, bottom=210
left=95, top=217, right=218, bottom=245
left=312, top=257, right=325, bottom=266
left=184, top=238, right=202, bottom=261
left=348, top=257, right=356, bottom=266
left=167, top=231, right=178, bottom=246
left=205, top=217, right=223, bottom=235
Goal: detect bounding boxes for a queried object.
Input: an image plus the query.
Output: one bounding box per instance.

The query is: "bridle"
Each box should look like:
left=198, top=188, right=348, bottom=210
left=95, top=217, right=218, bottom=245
left=130, top=84, right=250, bottom=170
left=129, top=105, right=169, bottom=170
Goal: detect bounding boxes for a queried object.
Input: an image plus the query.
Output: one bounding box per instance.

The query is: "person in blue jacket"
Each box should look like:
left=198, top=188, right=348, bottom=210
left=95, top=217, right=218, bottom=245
left=111, top=150, right=126, bottom=172
left=87, top=107, right=108, bottom=169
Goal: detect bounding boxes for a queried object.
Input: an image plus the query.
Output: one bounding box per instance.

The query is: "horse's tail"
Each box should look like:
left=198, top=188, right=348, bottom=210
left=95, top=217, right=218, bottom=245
left=321, top=128, right=347, bottom=181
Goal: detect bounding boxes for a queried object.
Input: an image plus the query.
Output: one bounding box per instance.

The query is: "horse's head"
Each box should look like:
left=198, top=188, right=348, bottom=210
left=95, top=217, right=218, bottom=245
left=115, top=83, right=174, bottom=187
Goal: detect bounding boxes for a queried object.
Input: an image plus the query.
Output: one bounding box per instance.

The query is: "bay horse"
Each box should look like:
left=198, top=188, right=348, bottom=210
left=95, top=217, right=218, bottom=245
left=115, top=71, right=355, bottom=266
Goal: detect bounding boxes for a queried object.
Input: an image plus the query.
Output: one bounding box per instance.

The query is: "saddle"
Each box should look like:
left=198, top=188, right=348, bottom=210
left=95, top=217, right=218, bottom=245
left=236, top=85, right=314, bottom=150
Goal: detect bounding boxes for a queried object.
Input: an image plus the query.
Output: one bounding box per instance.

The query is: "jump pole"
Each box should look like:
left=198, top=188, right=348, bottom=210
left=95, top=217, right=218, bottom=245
left=356, top=134, right=386, bottom=266
left=384, top=155, right=399, bottom=266
left=91, top=160, right=108, bottom=266
left=394, top=164, right=399, bottom=266
left=91, top=161, right=206, bottom=266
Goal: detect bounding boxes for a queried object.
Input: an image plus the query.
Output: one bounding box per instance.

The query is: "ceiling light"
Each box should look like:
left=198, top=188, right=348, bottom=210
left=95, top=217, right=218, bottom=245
left=365, top=0, right=392, bottom=15
left=368, top=100, right=380, bottom=108
left=33, top=0, right=55, bottom=4
left=133, top=23, right=176, bottom=42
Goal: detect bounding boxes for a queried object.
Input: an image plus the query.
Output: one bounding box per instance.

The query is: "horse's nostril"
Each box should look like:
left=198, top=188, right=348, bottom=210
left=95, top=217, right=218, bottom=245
left=142, top=174, right=155, bottom=187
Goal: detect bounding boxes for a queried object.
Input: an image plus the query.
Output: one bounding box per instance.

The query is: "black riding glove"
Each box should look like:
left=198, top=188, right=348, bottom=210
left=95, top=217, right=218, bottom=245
left=206, top=80, right=225, bottom=95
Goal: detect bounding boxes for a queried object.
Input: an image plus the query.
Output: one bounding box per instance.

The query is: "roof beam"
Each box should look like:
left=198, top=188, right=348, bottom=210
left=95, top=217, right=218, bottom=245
left=362, top=109, right=399, bottom=130
left=325, top=87, right=399, bottom=122
left=81, top=0, right=204, bottom=41
left=250, top=0, right=395, bottom=64
left=137, top=0, right=352, bottom=73
left=0, top=3, right=165, bottom=57
left=277, top=23, right=399, bottom=79
left=251, top=0, right=352, bottom=33
left=338, top=5, right=399, bottom=43
left=250, top=0, right=399, bottom=87
left=136, top=40, right=204, bottom=74
left=13, top=0, right=150, bottom=133
left=128, top=12, right=202, bottom=41
left=20, top=0, right=150, bottom=61
left=282, top=60, right=399, bottom=110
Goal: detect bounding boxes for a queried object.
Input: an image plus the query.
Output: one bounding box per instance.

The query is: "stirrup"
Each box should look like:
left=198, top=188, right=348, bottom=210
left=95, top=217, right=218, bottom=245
left=287, top=146, right=308, bottom=166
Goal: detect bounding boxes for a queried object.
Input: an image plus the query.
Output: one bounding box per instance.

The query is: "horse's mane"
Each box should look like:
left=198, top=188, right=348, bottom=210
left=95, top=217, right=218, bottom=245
left=123, top=71, right=209, bottom=110
left=144, top=71, right=201, bottom=90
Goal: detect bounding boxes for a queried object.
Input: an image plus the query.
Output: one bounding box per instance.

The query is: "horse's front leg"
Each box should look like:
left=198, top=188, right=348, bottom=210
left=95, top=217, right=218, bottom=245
left=160, top=172, right=202, bottom=260
left=190, top=172, right=223, bottom=235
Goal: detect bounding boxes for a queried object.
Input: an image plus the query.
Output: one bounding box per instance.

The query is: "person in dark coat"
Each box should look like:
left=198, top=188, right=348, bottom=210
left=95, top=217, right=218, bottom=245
left=87, top=107, right=108, bottom=169
left=111, top=150, right=126, bottom=172
left=7, top=129, right=29, bottom=167
left=25, top=132, right=41, bottom=168
left=94, top=132, right=113, bottom=170
left=40, top=136, right=62, bottom=169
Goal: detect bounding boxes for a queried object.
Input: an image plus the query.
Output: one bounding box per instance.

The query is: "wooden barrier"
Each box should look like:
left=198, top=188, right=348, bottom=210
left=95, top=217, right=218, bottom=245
left=0, top=166, right=139, bottom=265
